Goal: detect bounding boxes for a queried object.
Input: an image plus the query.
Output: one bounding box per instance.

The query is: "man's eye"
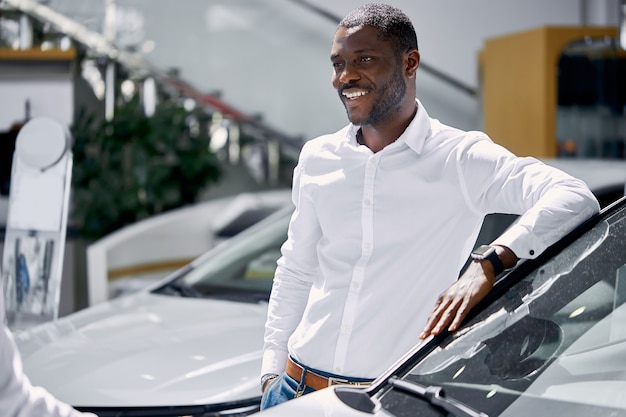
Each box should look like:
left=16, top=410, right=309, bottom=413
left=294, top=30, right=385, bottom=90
left=360, top=56, right=372, bottom=62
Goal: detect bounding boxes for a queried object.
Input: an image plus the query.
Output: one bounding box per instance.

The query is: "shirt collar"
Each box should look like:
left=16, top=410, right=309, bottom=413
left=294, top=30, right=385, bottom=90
left=345, top=99, right=432, bottom=155
left=400, top=99, right=432, bottom=155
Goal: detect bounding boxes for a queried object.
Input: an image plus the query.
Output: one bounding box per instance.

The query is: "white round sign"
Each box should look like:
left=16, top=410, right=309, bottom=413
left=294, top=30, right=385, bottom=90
left=15, top=117, right=70, bottom=170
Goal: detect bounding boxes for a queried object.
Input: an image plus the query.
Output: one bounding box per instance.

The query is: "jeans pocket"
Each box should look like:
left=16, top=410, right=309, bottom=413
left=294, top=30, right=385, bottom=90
left=260, top=374, right=294, bottom=410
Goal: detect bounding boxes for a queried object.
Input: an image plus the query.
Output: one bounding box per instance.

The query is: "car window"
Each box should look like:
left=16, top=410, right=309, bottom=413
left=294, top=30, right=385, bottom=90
left=380, top=201, right=626, bottom=417
left=153, top=209, right=290, bottom=301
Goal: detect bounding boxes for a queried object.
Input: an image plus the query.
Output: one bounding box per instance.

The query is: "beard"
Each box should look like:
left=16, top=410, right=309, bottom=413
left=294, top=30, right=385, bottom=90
left=343, top=64, right=407, bottom=126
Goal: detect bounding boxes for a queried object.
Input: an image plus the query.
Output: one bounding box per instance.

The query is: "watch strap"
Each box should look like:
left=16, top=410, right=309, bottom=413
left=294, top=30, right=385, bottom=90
left=472, top=245, right=505, bottom=276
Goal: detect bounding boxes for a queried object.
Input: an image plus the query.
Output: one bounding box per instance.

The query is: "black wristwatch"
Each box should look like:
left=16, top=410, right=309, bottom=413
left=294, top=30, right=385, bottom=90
left=471, top=245, right=504, bottom=276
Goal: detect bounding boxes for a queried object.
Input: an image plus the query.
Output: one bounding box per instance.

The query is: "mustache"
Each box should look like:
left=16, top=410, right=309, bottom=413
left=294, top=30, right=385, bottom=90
left=338, top=83, right=370, bottom=94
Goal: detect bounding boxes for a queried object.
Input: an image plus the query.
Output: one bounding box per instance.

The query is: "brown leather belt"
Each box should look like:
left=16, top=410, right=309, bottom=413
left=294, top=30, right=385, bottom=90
left=286, top=357, right=372, bottom=391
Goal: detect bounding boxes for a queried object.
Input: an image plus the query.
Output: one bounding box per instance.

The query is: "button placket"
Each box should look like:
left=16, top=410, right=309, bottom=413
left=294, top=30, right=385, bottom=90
left=332, top=153, right=379, bottom=373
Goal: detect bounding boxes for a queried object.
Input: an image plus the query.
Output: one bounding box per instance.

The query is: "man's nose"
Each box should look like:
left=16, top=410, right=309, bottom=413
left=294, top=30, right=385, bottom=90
left=338, top=63, right=360, bottom=85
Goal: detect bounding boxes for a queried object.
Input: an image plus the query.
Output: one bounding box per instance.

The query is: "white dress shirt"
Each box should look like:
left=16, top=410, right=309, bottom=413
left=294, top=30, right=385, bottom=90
left=262, top=99, right=599, bottom=379
left=0, top=291, right=96, bottom=416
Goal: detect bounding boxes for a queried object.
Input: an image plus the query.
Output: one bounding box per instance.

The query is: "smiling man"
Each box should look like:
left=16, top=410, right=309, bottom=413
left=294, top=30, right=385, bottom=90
left=260, top=3, right=599, bottom=410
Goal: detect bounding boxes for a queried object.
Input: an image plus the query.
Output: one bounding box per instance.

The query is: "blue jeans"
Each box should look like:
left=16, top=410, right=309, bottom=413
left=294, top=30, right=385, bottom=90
left=260, top=358, right=373, bottom=410
left=260, top=372, right=316, bottom=410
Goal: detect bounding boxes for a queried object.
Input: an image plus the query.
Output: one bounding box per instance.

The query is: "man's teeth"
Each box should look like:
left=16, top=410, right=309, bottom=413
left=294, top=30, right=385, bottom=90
left=343, top=90, right=368, bottom=99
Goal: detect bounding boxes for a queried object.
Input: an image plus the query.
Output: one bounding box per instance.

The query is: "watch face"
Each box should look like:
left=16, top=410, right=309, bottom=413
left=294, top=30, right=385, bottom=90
left=472, top=245, right=495, bottom=259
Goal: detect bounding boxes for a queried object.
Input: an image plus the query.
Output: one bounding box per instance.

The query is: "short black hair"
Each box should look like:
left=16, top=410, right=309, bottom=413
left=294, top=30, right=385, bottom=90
left=338, top=3, right=418, bottom=53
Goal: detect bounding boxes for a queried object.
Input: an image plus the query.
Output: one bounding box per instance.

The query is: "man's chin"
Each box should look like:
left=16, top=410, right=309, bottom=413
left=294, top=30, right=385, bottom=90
left=345, top=110, right=367, bottom=126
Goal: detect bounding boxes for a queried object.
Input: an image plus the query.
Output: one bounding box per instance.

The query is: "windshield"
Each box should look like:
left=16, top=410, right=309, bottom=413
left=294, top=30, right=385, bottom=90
left=380, top=201, right=626, bottom=417
left=153, top=208, right=290, bottom=302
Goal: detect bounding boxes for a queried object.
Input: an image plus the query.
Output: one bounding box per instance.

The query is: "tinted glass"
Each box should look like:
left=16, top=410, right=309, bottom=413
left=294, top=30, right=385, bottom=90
left=381, top=201, right=626, bottom=417
left=154, top=208, right=290, bottom=301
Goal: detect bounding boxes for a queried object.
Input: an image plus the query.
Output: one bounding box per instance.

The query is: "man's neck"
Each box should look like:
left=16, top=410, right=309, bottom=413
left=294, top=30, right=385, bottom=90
left=358, top=103, right=418, bottom=153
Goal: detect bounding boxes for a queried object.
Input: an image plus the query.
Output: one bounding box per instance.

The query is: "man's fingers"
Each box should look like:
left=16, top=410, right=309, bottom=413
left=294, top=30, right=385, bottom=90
left=448, top=295, right=472, bottom=332
left=421, top=266, right=496, bottom=339
left=420, top=296, right=449, bottom=339
left=433, top=298, right=462, bottom=335
left=421, top=296, right=462, bottom=338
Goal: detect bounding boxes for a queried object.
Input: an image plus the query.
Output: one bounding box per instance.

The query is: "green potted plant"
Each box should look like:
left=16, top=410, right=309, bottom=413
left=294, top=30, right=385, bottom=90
left=70, top=96, right=222, bottom=241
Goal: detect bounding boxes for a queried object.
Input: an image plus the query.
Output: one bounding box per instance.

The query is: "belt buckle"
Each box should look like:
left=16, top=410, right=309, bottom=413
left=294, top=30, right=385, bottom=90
left=327, top=376, right=350, bottom=387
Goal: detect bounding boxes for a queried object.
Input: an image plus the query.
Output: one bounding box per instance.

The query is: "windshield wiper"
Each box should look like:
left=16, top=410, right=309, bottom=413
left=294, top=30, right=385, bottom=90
left=388, top=377, right=488, bottom=417
left=161, top=282, right=204, bottom=298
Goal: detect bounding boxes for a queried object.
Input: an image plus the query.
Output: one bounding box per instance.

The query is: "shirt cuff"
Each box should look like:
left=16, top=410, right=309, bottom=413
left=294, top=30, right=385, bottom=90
left=261, top=348, right=288, bottom=376
left=491, top=223, right=548, bottom=260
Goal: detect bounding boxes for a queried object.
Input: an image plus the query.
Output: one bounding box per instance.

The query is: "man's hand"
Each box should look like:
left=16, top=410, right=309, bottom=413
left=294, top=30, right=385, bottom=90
left=419, top=259, right=495, bottom=339
left=420, top=245, right=517, bottom=339
left=261, top=373, right=279, bottom=393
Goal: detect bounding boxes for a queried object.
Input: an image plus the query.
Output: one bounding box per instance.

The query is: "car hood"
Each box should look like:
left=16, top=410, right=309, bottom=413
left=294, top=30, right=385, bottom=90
left=14, top=292, right=268, bottom=408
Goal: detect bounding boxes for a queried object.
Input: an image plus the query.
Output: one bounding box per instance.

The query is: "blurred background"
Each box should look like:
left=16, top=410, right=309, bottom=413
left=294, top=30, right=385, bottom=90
left=0, top=0, right=625, bottom=318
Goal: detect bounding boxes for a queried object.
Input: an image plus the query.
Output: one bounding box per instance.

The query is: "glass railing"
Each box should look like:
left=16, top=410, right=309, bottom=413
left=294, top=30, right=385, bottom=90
left=9, top=0, right=479, bottom=138
left=1, top=0, right=482, bottom=196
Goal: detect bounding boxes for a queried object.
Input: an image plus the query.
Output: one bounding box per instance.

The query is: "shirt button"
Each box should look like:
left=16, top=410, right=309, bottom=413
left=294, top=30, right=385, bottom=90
left=335, top=367, right=342, bottom=373
left=369, top=156, right=377, bottom=164
left=352, top=282, right=360, bottom=289
left=363, top=242, right=371, bottom=250
left=364, top=199, right=372, bottom=207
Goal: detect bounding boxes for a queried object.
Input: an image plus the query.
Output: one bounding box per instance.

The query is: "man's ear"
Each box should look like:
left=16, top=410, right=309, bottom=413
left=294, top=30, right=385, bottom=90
left=405, top=49, right=420, bottom=78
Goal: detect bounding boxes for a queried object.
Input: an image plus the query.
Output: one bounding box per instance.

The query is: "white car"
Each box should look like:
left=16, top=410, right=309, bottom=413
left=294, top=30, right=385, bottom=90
left=15, top=206, right=292, bottom=416
left=13, top=159, right=625, bottom=416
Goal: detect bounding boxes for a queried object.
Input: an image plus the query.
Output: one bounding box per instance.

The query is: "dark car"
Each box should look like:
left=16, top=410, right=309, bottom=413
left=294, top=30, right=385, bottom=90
left=258, top=195, right=626, bottom=417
